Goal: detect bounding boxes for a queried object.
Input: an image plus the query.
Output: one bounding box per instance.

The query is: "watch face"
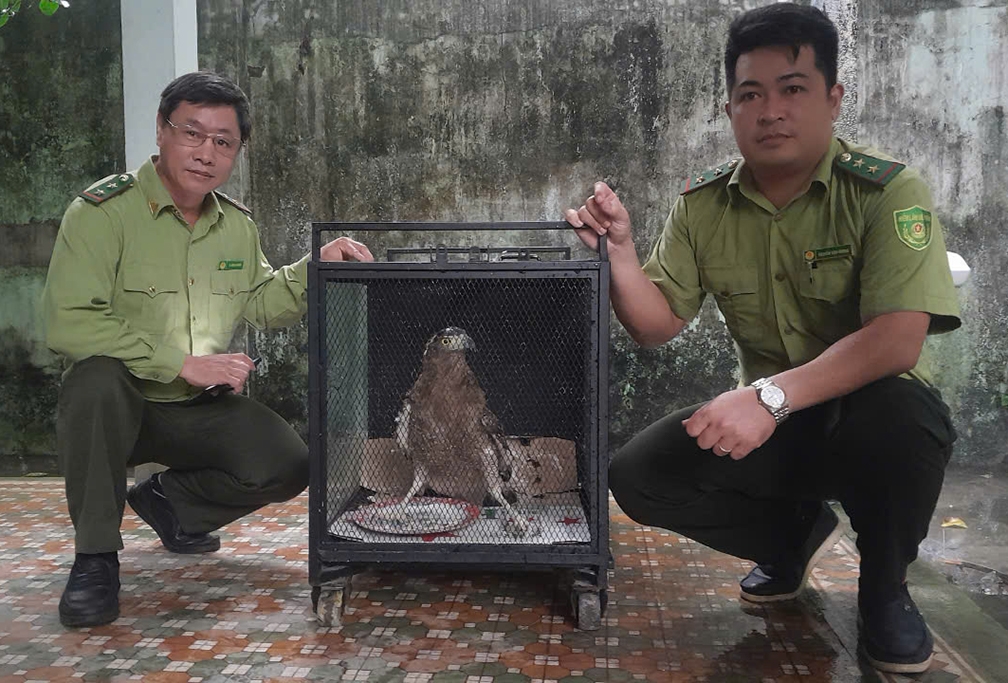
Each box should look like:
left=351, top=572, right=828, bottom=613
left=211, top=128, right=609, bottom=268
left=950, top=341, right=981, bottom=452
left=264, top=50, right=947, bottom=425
left=761, top=385, right=786, bottom=409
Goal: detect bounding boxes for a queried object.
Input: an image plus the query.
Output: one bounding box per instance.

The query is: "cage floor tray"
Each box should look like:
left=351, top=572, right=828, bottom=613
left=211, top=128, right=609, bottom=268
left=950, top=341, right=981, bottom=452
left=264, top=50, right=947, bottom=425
left=330, top=492, right=591, bottom=544
left=351, top=497, right=481, bottom=535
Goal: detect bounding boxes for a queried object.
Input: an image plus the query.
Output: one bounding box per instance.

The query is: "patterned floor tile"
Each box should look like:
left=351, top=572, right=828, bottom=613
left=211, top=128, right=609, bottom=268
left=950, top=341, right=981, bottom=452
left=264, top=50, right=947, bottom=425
left=0, top=479, right=989, bottom=682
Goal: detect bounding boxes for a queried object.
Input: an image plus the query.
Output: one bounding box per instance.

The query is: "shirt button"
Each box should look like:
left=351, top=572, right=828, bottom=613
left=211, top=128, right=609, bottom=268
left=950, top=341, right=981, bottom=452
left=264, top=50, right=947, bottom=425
left=783, top=326, right=794, bottom=335
left=152, top=372, right=160, bottom=379
left=188, top=278, right=194, bottom=286
left=148, top=285, right=156, bottom=294
left=229, top=287, right=235, bottom=295
left=775, top=273, right=786, bottom=282
left=773, top=213, right=783, bottom=222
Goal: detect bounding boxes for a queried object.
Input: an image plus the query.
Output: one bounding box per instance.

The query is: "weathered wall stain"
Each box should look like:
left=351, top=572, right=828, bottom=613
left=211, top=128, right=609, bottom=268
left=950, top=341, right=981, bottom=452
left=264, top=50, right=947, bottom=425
left=1, top=0, right=1005, bottom=468
left=858, top=1, right=1008, bottom=460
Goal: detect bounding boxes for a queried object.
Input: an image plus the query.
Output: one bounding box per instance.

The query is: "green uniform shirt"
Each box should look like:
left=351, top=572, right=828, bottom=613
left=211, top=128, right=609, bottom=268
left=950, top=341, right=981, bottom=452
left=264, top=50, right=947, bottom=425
left=42, top=158, right=311, bottom=402
left=643, top=138, right=962, bottom=386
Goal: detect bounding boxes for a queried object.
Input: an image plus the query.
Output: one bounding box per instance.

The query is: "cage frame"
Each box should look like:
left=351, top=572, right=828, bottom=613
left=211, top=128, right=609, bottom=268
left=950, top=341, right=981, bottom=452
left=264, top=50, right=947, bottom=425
left=306, top=221, right=610, bottom=627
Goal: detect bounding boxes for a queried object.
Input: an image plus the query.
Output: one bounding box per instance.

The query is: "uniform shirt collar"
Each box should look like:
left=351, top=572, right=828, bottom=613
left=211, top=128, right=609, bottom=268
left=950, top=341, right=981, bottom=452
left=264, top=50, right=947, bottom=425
left=725, top=137, right=840, bottom=205
left=135, top=156, right=225, bottom=222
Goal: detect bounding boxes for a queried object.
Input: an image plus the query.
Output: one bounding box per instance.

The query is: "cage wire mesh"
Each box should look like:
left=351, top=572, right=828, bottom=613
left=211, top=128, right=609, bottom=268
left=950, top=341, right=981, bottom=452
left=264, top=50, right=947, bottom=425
left=319, top=271, right=601, bottom=547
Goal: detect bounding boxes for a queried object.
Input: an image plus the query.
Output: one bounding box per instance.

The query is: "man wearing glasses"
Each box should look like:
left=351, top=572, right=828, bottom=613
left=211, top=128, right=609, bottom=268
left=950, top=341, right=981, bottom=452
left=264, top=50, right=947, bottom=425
left=42, top=72, right=372, bottom=628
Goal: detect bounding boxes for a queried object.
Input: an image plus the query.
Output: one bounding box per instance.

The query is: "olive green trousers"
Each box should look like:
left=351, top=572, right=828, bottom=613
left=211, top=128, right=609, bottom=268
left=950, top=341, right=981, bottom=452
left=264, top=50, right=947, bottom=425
left=57, top=356, right=308, bottom=554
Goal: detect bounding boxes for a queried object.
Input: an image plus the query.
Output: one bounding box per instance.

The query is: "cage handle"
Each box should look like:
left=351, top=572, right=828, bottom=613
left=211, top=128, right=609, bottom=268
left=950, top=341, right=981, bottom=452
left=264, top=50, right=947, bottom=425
left=310, top=221, right=609, bottom=262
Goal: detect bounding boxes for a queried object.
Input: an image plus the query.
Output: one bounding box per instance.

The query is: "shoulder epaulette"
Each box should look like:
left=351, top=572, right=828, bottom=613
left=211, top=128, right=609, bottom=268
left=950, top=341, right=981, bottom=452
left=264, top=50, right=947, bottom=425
left=214, top=190, right=253, bottom=216
left=834, top=151, right=905, bottom=187
left=680, top=159, right=740, bottom=195
left=79, top=173, right=135, bottom=204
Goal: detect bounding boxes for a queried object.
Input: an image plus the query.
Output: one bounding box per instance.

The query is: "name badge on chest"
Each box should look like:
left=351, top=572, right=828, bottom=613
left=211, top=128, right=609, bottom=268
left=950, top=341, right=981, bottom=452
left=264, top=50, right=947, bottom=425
left=803, top=244, right=853, bottom=268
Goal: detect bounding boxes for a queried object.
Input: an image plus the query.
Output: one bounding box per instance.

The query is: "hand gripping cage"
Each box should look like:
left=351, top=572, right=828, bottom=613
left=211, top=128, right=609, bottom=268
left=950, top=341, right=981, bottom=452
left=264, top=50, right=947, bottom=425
left=307, top=222, right=610, bottom=629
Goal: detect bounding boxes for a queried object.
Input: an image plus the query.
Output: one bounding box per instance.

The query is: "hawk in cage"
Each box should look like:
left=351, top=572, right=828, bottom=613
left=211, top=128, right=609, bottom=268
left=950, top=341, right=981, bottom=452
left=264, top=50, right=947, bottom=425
left=392, top=326, right=539, bottom=537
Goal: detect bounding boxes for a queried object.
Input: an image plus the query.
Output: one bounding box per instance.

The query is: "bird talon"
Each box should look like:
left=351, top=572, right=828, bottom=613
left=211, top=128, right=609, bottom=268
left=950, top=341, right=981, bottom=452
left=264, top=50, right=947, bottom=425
left=503, top=515, right=541, bottom=538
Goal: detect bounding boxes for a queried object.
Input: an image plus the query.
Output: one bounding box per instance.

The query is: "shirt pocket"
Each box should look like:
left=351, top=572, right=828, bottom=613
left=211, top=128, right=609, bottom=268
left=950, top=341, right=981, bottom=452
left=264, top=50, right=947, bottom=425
left=120, top=265, right=184, bottom=332
left=799, top=257, right=856, bottom=303
left=209, top=270, right=252, bottom=331
left=699, top=265, right=764, bottom=344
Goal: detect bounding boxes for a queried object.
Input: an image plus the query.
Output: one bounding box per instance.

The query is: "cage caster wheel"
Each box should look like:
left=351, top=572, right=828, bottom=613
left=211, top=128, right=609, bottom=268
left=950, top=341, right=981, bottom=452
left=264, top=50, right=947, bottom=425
left=573, top=590, right=602, bottom=631
left=312, top=583, right=349, bottom=627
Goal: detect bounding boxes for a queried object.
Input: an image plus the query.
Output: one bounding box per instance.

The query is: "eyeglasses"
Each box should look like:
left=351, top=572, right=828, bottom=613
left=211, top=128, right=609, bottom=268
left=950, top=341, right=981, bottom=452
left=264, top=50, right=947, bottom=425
left=164, top=118, right=244, bottom=159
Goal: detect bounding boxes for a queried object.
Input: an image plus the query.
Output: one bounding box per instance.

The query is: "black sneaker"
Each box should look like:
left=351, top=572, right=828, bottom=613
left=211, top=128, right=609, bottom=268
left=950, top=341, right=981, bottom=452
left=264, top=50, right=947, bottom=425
left=859, top=584, right=934, bottom=673
left=59, top=553, right=120, bottom=628
left=127, top=473, right=220, bottom=554
left=740, top=503, right=842, bottom=603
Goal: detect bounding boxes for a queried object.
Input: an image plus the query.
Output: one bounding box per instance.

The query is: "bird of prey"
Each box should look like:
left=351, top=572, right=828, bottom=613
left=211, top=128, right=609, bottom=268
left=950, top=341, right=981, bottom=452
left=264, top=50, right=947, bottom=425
left=393, top=326, right=538, bottom=537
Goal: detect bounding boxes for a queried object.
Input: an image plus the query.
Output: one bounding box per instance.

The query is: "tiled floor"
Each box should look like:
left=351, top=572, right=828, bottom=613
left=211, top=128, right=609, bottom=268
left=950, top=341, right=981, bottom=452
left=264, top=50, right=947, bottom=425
left=0, top=479, right=994, bottom=682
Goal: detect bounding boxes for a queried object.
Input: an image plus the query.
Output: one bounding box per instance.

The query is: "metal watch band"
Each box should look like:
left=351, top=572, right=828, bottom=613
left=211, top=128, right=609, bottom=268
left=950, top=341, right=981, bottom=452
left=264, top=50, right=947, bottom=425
left=751, top=377, right=790, bottom=425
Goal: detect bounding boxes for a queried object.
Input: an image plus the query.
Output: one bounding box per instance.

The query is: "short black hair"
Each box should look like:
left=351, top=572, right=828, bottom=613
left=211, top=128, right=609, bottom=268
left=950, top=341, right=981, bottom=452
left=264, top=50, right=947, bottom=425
left=724, top=3, right=839, bottom=94
left=158, top=71, right=252, bottom=142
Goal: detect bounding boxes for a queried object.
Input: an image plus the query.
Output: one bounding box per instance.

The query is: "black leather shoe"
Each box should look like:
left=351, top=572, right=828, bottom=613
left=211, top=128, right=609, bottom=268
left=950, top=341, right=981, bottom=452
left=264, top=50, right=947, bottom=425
left=127, top=473, right=220, bottom=554
left=59, top=553, right=120, bottom=628
left=740, top=502, right=842, bottom=603
left=858, top=584, right=934, bottom=673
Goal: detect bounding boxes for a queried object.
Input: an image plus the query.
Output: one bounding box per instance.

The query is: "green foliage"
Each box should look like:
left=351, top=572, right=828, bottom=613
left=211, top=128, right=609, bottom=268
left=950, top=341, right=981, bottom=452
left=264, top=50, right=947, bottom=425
left=0, top=0, right=68, bottom=28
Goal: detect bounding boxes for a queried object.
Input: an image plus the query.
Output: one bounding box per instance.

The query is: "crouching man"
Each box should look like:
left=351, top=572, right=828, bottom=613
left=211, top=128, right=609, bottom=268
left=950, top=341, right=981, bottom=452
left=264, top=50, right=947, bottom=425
left=43, top=71, right=373, bottom=628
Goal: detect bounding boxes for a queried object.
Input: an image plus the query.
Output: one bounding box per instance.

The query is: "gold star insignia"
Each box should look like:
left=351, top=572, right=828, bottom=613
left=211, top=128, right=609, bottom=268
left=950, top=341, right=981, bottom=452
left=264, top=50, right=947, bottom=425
left=868, top=164, right=879, bottom=174
left=714, top=168, right=723, bottom=176
left=853, top=158, right=865, bottom=168
left=94, top=189, right=105, bottom=196
left=696, top=176, right=705, bottom=184
left=728, top=159, right=739, bottom=168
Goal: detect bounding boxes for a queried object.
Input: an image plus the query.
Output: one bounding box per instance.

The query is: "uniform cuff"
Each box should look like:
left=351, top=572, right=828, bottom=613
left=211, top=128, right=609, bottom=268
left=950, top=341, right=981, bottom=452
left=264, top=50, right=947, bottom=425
left=860, top=296, right=962, bottom=335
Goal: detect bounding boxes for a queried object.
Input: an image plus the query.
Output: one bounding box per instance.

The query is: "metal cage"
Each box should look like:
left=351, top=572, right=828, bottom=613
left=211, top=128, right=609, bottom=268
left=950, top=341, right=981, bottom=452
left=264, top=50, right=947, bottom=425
left=307, top=222, right=610, bottom=629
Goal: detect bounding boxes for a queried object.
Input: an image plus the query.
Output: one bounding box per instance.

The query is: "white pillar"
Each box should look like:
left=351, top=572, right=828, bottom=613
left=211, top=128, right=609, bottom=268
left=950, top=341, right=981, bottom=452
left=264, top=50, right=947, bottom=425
left=121, top=0, right=197, bottom=481
left=120, top=0, right=198, bottom=169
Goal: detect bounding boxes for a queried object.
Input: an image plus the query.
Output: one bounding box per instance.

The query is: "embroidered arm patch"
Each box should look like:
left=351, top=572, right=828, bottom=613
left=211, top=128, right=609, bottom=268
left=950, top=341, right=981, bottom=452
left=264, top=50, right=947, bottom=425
left=893, top=206, right=932, bottom=251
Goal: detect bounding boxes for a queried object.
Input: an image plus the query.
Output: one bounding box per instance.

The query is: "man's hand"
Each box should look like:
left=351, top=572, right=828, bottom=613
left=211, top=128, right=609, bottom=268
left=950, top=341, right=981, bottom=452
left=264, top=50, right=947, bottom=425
left=320, top=236, right=375, bottom=262
left=564, top=181, right=633, bottom=252
left=682, top=386, right=777, bottom=460
left=178, top=353, right=257, bottom=393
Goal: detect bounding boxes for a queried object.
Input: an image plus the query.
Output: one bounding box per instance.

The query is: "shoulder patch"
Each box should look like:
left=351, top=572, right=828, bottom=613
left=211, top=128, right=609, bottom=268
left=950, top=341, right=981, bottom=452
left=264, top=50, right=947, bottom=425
left=835, top=151, right=905, bottom=186
left=79, top=173, right=135, bottom=204
left=680, top=159, right=739, bottom=195
left=893, top=205, right=932, bottom=251
left=214, top=190, right=252, bottom=216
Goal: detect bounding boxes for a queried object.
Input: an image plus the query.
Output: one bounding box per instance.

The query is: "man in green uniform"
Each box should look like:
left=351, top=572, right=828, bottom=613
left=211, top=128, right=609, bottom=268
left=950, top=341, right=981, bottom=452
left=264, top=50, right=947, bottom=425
left=566, top=4, right=959, bottom=674
left=42, top=72, right=374, bottom=628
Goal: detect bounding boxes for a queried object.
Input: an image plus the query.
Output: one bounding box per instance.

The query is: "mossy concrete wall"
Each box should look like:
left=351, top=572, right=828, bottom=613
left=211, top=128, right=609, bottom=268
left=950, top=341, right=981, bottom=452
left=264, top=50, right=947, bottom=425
left=1, top=0, right=1005, bottom=471
left=0, top=0, right=123, bottom=473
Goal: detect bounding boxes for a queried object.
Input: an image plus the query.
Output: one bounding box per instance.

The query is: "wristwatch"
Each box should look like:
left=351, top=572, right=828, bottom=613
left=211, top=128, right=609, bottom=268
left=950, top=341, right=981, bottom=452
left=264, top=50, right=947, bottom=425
left=751, top=377, right=790, bottom=424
